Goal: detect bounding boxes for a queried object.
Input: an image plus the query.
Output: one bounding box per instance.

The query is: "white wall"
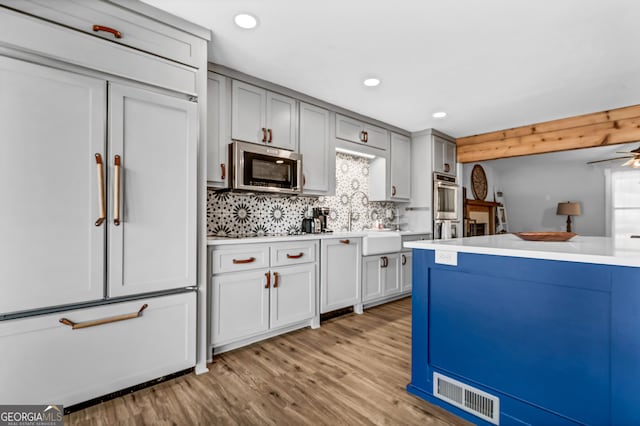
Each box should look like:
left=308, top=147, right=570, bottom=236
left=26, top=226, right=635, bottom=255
left=479, top=150, right=609, bottom=236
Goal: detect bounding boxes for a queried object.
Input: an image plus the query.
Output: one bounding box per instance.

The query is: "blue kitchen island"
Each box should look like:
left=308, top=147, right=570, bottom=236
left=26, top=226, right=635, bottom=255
left=405, top=234, right=640, bottom=426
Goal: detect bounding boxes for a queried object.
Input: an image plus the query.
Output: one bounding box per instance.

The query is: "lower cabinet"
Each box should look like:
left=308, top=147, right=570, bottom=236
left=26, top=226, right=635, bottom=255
left=320, top=237, right=362, bottom=313
left=209, top=241, right=318, bottom=350
left=0, top=292, right=196, bottom=407
left=362, top=253, right=401, bottom=303
left=401, top=250, right=412, bottom=292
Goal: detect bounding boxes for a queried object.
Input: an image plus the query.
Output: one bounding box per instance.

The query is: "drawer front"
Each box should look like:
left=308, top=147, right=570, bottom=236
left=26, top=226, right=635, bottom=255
left=0, top=292, right=196, bottom=407
left=271, top=241, right=316, bottom=267
left=1, top=0, right=203, bottom=67
left=211, top=245, right=270, bottom=274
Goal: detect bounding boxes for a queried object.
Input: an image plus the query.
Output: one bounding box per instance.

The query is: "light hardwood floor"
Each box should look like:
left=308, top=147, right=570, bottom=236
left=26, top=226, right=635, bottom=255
left=67, top=297, right=468, bottom=425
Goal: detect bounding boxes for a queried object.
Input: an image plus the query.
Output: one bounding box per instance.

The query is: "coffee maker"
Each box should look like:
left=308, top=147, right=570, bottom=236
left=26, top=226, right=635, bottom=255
left=313, top=207, right=331, bottom=233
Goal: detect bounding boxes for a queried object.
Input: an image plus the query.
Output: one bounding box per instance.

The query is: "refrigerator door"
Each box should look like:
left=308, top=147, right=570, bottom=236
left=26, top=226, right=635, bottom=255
left=0, top=57, right=106, bottom=315
left=107, top=83, right=197, bottom=297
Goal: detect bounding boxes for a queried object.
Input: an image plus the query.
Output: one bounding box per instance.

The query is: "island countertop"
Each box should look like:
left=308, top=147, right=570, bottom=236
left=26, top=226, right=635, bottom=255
left=404, top=234, right=640, bottom=268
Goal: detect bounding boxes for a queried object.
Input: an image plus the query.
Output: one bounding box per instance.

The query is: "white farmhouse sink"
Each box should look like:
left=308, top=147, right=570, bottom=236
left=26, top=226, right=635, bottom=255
left=362, top=231, right=401, bottom=255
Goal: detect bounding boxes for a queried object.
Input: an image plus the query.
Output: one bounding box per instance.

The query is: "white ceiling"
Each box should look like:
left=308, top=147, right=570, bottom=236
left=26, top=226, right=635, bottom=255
left=142, top=0, right=640, bottom=138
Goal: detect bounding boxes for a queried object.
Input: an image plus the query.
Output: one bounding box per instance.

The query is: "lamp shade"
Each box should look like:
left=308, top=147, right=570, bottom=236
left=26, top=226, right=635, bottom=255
left=556, top=202, right=581, bottom=216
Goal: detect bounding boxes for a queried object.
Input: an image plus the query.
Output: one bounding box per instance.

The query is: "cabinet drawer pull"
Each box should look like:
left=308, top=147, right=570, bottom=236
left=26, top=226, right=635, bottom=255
left=261, top=127, right=267, bottom=142
left=267, top=128, right=273, bottom=143
left=93, top=24, right=122, bottom=39
left=95, top=153, right=106, bottom=226
left=363, top=131, right=369, bottom=143
left=273, top=272, right=279, bottom=288
left=60, top=304, right=147, bottom=330
left=392, top=185, right=397, bottom=196
left=339, top=239, right=350, bottom=244
left=220, top=163, right=226, bottom=180
left=265, top=272, right=270, bottom=288
left=286, top=252, right=304, bottom=259
left=113, top=155, right=121, bottom=226
left=402, top=254, right=407, bottom=265
left=232, top=257, right=256, bottom=264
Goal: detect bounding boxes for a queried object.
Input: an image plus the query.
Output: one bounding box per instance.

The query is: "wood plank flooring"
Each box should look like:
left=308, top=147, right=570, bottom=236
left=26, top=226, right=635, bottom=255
left=66, top=297, right=468, bottom=425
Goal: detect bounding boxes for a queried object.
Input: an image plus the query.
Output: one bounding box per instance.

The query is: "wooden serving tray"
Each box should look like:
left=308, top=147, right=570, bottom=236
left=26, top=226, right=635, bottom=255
left=513, top=232, right=577, bottom=241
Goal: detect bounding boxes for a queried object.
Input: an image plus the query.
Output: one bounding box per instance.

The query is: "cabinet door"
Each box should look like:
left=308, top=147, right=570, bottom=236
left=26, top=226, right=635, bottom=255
left=270, top=264, right=315, bottom=328
left=364, top=124, right=389, bottom=151
left=207, top=73, right=229, bottom=185
left=336, top=114, right=364, bottom=143
left=210, top=270, right=270, bottom=345
left=390, top=133, right=411, bottom=200
left=108, top=83, right=197, bottom=297
left=299, top=102, right=334, bottom=194
left=401, top=251, right=412, bottom=292
left=231, top=80, right=266, bottom=144
left=0, top=56, right=105, bottom=315
left=444, top=141, right=456, bottom=174
left=362, top=256, right=383, bottom=302
left=266, top=91, right=296, bottom=151
left=382, top=253, right=401, bottom=296
left=433, top=136, right=445, bottom=173
left=320, top=238, right=362, bottom=313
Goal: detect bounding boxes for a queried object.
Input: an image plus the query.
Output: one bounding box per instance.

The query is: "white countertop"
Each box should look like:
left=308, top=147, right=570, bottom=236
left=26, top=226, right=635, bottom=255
left=404, top=234, right=640, bottom=268
left=208, top=230, right=431, bottom=246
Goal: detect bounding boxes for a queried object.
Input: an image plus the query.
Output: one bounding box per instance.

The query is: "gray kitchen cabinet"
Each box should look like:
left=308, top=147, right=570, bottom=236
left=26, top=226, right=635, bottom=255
left=207, top=72, right=230, bottom=186
left=320, top=237, right=362, bottom=313
left=335, top=114, right=389, bottom=151
left=107, top=83, right=197, bottom=298
left=0, top=56, right=106, bottom=315
left=299, top=102, right=335, bottom=195
left=400, top=251, right=412, bottom=292
left=433, top=135, right=456, bottom=175
left=231, top=80, right=297, bottom=151
left=362, top=253, right=401, bottom=303
left=390, top=133, right=411, bottom=201
left=209, top=240, right=318, bottom=351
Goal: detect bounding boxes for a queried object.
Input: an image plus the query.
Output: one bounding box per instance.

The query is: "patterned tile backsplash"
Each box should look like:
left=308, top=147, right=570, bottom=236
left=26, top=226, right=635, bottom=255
left=207, top=152, right=398, bottom=236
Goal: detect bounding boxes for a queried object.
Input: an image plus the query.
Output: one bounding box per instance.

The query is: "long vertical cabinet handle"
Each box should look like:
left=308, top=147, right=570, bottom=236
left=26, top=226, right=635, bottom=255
left=220, top=163, right=226, bottom=180
left=95, top=153, right=106, bottom=226
left=264, top=272, right=270, bottom=289
left=113, top=155, right=121, bottom=226
left=267, top=129, right=273, bottom=143
left=402, top=254, right=407, bottom=265
left=273, top=272, right=279, bottom=288
left=261, top=128, right=267, bottom=143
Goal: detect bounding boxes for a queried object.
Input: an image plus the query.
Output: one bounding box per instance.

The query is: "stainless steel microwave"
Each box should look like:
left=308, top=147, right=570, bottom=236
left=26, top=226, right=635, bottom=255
left=228, top=141, right=303, bottom=195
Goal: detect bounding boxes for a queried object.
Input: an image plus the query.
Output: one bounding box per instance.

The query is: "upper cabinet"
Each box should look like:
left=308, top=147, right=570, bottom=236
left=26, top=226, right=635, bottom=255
left=336, top=114, right=389, bottom=151
left=207, top=72, right=230, bottom=186
left=390, top=133, right=411, bottom=201
left=433, top=135, right=456, bottom=175
left=298, top=102, right=335, bottom=195
left=231, top=80, right=297, bottom=151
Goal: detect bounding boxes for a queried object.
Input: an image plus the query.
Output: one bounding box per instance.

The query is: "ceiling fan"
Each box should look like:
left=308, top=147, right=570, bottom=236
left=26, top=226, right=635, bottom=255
left=587, top=146, right=640, bottom=168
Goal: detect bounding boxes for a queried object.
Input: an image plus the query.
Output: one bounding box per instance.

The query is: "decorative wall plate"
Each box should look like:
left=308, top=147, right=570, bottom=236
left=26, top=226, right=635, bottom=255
left=471, top=164, right=488, bottom=200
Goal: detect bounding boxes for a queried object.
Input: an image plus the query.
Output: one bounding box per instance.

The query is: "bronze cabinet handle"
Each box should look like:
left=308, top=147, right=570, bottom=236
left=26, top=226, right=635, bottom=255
left=402, top=254, right=407, bottom=265
left=60, top=304, right=147, bottom=330
left=220, top=163, right=226, bottom=180
left=364, top=131, right=369, bottom=143
left=265, top=272, right=270, bottom=288
left=444, top=163, right=450, bottom=173
left=261, top=127, right=267, bottom=142
left=267, top=129, right=273, bottom=143
left=286, top=252, right=304, bottom=259
left=339, top=239, right=350, bottom=244
left=273, top=272, right=279, bottom=288
left=113, top=155, right=121, bottom=226
left=381, top=256, right=388, bottom=268
left=302, top=174, right=306, bottom=187
left=95, top=153, right=106, bottom=226
left=232, top=257, right=256, bottom=264
left=93, top=24, right=122, bottom=39
left=392, top=185, right=397, bottom=196
left=359, top=131, right=365, bottom=142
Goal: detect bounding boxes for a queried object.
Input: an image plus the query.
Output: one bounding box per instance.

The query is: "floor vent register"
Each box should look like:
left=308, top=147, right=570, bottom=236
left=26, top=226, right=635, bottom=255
left=433, top=372, right=500, bottom=425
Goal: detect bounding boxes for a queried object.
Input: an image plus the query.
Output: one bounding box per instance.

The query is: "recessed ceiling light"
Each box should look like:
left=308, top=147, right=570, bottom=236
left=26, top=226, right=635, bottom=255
left=234, top=13, right=257, bottom=29
left=363, top=78, right=380, bottom=87
left=432, top=111, right=447, bottom=118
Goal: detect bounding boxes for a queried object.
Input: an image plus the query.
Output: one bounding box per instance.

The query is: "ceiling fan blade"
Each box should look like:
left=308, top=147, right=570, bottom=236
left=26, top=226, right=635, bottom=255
left=587, top=156, right=633, bottom=165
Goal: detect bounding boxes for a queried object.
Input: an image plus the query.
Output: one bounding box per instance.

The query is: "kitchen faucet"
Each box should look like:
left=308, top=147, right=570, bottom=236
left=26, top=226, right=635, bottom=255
left=348, top=190, right=369, bottom=232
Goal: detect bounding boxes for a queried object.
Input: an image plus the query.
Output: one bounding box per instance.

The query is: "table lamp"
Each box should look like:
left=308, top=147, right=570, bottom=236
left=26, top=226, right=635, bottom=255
left=556, top=202, right=581, bottom=233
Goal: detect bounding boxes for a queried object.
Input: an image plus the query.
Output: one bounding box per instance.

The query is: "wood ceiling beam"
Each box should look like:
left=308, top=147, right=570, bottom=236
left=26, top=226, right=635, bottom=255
left=456, top=104, right=640, bottom=163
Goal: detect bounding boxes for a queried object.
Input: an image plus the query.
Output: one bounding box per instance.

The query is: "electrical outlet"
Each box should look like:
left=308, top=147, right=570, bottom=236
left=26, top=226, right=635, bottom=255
left=435, top=250, right=458, bottom=266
